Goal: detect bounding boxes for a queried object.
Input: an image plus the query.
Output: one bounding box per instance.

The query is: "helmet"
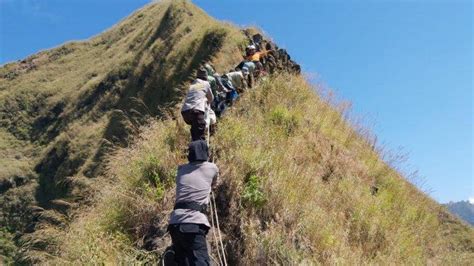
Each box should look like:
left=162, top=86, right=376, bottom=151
left=247, top=45, right=256, bottom=50
left=242, top=67, right=250, bottom=75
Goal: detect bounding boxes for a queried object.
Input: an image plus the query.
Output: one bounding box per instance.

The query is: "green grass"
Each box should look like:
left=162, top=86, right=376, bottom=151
left=1, top=0, right=472, bottom=264
left=45, top=73, right=473, bottom=264
left=242, top=175, right=266, bottom=209
left=0, top=0, right=247, bottom=262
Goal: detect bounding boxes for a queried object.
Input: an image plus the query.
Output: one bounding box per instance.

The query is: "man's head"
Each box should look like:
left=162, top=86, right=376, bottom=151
left=187, top=140, right=209, bottom=163
left=197, top=68, right=208, bottom=81
left=242, top=67, right=250, bottom=76
left=246, top=45, right=256, bottom=55
left=204, top=63, right=215, bottom=76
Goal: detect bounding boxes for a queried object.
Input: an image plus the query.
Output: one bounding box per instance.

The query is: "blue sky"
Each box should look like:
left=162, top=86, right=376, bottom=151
left=0, top=0, right=472, bottom=203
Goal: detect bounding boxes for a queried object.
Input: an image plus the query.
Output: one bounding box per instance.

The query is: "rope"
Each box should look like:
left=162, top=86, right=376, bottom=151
left=210, top=254, right=220, bottom=265
left=206, top=107, right=228, bottom=266
left=209, top=199, right=224, bottom=265
left=167, top=38, right=283, bottom=265
left=211, top=191, right=227, bottom=266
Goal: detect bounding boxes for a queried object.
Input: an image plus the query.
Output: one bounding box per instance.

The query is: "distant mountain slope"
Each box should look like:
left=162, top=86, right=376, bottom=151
left=445, top=201, right=474, bottom=226
left=1, top=0, right=473, bottom=264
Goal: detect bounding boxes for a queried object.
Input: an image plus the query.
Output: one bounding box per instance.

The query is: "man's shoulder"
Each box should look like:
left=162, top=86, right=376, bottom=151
left=189, top=79, right=210, bottom=91
left=202, top=162, right=218, bottom=171
left=230, top=71, right=243, bottom=78
left=196, top=79, right=210, bottom=86
left=178, top=162, right=217, bottom=170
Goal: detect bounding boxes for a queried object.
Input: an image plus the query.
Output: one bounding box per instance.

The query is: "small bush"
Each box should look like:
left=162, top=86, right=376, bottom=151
left=138, top=154, right=174, bottom=200
left=0, top=228, right=17, bottom=264
left=268, top=105, right=300, bottom=135
left=242, top=175, right=266, bottom=209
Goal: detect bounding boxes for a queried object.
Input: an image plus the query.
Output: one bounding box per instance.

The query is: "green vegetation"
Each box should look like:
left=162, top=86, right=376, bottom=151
left=1, top=0, right=472, bottom=264
left=0, top=0, right=247, bottom=262
left=43, top=74, right=473, bottom=264
left=242, top=175, right=266, bottom=209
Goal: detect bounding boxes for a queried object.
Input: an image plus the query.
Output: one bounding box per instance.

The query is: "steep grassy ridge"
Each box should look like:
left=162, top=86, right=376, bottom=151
left=0, top=0, right=247, bottom=262
left=1, top=0, right=473, bottom=264
left=52, top=74, right=473, bottom=264
left=212, top=74, right=473, bottom=264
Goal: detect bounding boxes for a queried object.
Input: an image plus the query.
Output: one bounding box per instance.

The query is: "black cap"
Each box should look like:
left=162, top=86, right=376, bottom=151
left=188, top=140, right=209, bottom=163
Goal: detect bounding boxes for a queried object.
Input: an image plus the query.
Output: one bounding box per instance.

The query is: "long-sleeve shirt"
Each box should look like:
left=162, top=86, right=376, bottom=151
left=226, top=71, right=246, bottom=91
left=169, top=162, right=219, bottom=227
left=181, top=79, right=214, bottom=113
left=245, top=50, right=270, bottom=62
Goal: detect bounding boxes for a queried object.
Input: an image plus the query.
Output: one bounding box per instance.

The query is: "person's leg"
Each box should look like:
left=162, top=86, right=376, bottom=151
left=169, top=225, right=188, bottom=266
left=247, top=73, right=254, bottom=88
left=182, top=110, right=196, bottom=141
left=190, top=110, right=206, bottom=141
left=189, top=228, right=210, bottom=265
left=173, top=224, right=210, bottom=266
left=182, top=110, right=193, bottom=125
left=217, top=99, right=226, bottom=117
left=196, top=110, right=206, bottom=141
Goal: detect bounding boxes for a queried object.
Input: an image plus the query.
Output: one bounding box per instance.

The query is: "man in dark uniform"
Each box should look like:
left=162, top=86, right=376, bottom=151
left=168, top=140, right=219, bottom=265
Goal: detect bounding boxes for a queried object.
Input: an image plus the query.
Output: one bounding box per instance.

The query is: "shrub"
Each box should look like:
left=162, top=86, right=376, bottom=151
left=138, top=154, right=175, bottom=200
left=242, top=175, right=266, bottom=209
left=267, top=105, right=300, bottom=135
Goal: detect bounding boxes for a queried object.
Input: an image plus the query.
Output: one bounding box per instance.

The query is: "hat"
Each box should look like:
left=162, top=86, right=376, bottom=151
left=242, top=67, right=250, bottom=75
left=197, top=68, right=208, bottom=80
left=188, top=140, right=209, bottom=163
left=247, top=45, right=256, bottom=50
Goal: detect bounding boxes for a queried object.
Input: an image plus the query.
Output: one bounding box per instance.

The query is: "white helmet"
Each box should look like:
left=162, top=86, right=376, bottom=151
left=247, top=45, right=256, bottom=50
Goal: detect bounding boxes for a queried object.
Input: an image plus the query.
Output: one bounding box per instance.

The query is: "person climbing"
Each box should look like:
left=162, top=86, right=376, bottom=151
left=202, top=63, right=228, bottom=119
left=241, top=62, right=255, bottom=88
left=181, top=68, right=214, bottom=141
left=252, top=33, right=264, bottom=50
left=225, top=69, right=247, bottom=92
left=168, top=140, right=219, bottom=265
left=219, top=73, right=239, bottom=106
left=245, top=44, right=270, bottom=72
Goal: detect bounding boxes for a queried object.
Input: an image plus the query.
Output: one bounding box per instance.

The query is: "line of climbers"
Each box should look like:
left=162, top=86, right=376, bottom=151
left=163, top=33, right=300, bottom=265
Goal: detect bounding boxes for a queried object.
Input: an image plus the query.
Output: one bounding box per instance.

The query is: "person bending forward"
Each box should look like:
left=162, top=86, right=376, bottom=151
left=168, top=140, right=219, bottom=265
left=181, top=69, right=214, bottom=141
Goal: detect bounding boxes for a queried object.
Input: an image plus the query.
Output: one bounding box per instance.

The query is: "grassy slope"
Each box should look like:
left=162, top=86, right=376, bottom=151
left=53, top=74, right=473, bottom=264
left=0, top=0, right=247, bottom=263
left=1, top=0, right=472, bottom=264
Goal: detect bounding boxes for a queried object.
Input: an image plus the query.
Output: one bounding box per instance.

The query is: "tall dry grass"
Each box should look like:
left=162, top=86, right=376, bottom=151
left=49, top=73, right=473, bottom=264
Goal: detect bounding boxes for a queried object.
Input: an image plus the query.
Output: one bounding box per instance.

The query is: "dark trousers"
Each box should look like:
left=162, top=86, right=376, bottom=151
left=212, top=96, right=227, bottom=118
left=168, top=224, right=210, bottom=266
left=182, top=109, right=206, bottom=141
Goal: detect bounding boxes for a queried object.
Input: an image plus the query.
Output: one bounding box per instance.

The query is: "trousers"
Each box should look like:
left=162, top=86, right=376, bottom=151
left=168, top=224, right=210, bottom=266
left=182, top=109, right=206, bottom=141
